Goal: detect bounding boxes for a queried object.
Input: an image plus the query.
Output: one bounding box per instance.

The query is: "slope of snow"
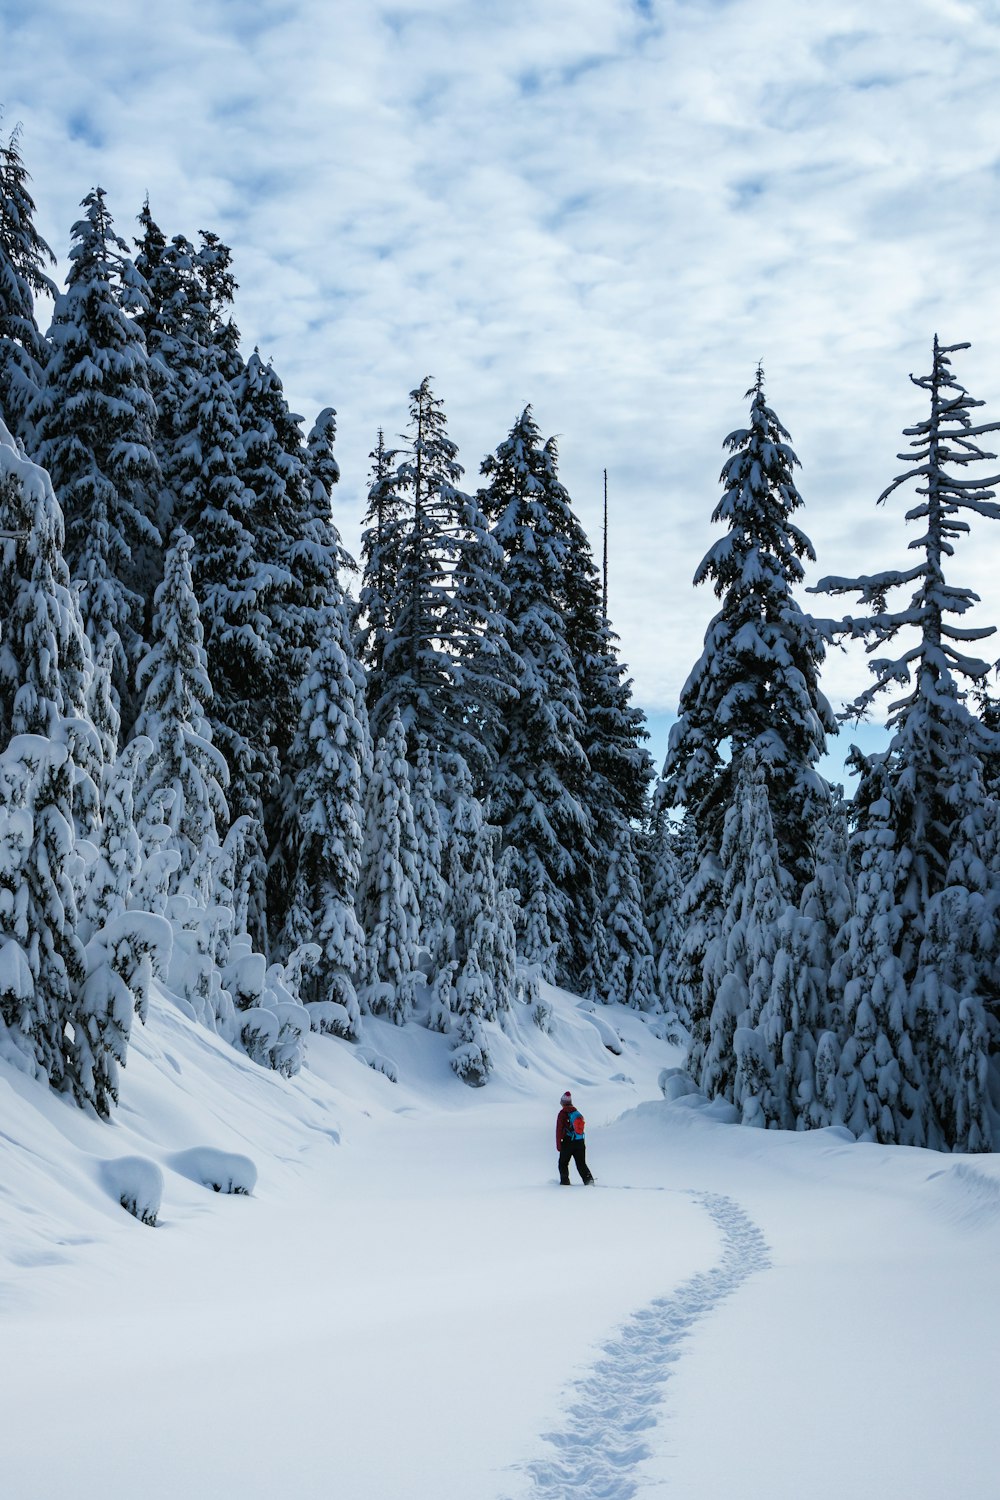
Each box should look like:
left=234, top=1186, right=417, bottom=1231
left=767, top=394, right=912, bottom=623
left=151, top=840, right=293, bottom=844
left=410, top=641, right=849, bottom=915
left=1, top=983, right=998, bottom=1500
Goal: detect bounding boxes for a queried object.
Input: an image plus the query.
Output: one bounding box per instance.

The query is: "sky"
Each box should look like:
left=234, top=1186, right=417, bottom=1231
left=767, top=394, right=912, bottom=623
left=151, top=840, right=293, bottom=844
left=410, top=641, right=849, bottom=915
left=4, top=0, right=1000, bottom=777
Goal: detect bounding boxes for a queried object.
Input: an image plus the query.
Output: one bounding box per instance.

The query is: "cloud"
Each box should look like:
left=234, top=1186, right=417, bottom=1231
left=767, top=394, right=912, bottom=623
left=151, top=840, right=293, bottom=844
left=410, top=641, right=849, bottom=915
left=4, top=0, right=1000, bottom=756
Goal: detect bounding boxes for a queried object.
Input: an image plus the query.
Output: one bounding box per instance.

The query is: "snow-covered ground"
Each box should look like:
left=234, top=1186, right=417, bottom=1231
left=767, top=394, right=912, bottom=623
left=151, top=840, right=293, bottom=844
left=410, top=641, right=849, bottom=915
left=2, top=984, right=998, bottom=1500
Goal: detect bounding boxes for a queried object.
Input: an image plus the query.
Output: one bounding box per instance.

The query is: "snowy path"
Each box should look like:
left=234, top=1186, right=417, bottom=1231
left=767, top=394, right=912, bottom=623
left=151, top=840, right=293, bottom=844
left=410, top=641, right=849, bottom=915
left=515, top=1192, right=771, bottom=1500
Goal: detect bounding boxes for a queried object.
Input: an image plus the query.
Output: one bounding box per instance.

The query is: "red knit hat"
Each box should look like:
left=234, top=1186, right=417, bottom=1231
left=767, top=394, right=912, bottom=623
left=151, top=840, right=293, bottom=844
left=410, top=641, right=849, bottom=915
left=560, top=1091, right=573, bottom=1104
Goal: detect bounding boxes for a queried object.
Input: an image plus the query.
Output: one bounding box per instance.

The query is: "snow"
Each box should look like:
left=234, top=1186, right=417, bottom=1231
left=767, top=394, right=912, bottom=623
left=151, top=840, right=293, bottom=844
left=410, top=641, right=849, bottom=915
left=1, top=979, right=998, bottom=1500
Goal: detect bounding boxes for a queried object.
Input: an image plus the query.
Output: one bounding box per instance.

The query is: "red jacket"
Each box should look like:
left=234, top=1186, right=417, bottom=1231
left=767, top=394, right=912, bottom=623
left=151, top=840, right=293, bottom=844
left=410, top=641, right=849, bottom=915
left=556, top=1105, right=582, bottom=1149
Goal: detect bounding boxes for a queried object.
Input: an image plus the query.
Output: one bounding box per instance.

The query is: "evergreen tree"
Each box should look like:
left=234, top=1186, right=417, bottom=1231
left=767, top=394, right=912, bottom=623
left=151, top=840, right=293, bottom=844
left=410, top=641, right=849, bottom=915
left=0, top=418, right=101, bottom=836
left=439, top=757, right=517, bottom=1024
left=355, top=427, right=407, bottom=724
left=479, top=407, right=590, bottom=980
left=835, top=769, right=921, bottom=1145
left=818, top=337, right=1000, bottom=936
left=701, top=753, right=785, bottom=1114
left=663, top=369, right=835, bottom=891
left=0, top=424, right=126, bottom=1113
left=411, top=736, right=446, bottom=952
left=646, top=804, right=690, bottom=1039
left=277, top=612, right=368, bottom=1039
left=359, top=710, right=420, bottom=1023
left=600, top=833, right=657, bottom=1010
left=33, top=188, right=161, bottom=738
left=375, top=378, right=512, bottom=780
left=0, top=122, right=55, bottom=444
left=132, top=529, right=230, bottom=905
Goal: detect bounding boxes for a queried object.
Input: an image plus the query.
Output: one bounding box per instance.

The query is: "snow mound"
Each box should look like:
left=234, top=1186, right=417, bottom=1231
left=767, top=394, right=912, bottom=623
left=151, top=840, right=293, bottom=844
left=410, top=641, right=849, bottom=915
left=575, top=1004, right=624, bottom=1054
left=100, top=1156, right=163, bottom=1226
left=925, top=1161, right=1000, bottom=1231
left=168, top=1147, right=257, bottom=1195
left=356, top=1045, right=399, bottom=1083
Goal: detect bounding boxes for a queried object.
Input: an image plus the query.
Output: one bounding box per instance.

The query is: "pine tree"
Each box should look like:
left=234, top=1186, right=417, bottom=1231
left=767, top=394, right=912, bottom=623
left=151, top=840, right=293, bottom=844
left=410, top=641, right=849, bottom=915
left=411, top=736, right=446, bottom=952
left=701, top=753, right=786, bottom=1116
left=818, top=337, right=1000, bottom=939
left=479, top=407, right=590, bottom=980
left=646, top=804, right=690, bottom=1039
left=74, top=738, right=171, bottom=1114
left=601, top=833, right=657, bottom=1010
left=818, top=338, right=1000, bottom=1146
left=359, top=709, right=420, bottom=1023
left=356, top=427, right=407, bottom=723
left=132, top=529, right=230, bottom=905
left=835, top=771, right=920, bottom=1145
left=375, top=378, right=512, bottom=780
left=663, top=369, right=835, bottom=891
left=32, top=187, right=161, bottom=739
left=277, top=613, right=368, bottom=1039
left=439, top=757, right=517, bottom=1026
left=0, top=122, right=55, bottom=445
left=0, top=418, right=101, bottom=837
left=0, top=425, right=121, bottom=1111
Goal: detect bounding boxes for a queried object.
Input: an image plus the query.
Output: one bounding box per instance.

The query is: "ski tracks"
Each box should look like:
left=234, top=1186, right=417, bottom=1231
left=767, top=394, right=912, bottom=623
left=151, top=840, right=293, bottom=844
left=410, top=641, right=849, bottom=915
left=512, top=1192, right=771, bottom=1500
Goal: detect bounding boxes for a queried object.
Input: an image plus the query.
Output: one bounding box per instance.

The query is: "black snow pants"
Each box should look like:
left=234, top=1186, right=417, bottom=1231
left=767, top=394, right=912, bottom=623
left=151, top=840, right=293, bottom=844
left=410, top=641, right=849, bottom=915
left=559, top=1138, right=593, bottom=1184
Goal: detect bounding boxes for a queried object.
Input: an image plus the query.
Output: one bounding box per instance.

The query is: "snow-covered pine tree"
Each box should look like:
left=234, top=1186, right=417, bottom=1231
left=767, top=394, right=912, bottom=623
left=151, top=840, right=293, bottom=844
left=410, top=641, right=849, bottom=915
left=0, top=121, right=56, bottom=446
left=74, top=737, right=171, bottom=1114
left=440, top=757, right=517, bottom=1022
left=276, top=611, right=368, bottom=1041
left=0, top=419, right=101, bottom=839
left=662, top=369, right=835, bottom=892
left=0, top=423, right=129, bottom=1112
left=164, top=245, right=272, bottom=947
left=266, top=401, right=366, bottom=949
left=133, top=529, right=230, bottom=906
left=701, top=752, right=787, bottom=1122
left=411, top=736, right=446, bottom=954
left=356, top=427, right=407, bottom=726
left=557, top=452, right=654, bottom=986
left=817, top=337, right=1000, bottom=1147
left=645, top=802, right=690, bottom=1040
left=32, top=188, right=161, bottom=741
left=375, top=378, right=512, bottom=784
left=478, top=407, right=590, bottom=982
left=359, top=709, right=421, bottom=1024
left=834, top=769, right=919, bottom=1145
left=601, top=833, right=657, bottom=1010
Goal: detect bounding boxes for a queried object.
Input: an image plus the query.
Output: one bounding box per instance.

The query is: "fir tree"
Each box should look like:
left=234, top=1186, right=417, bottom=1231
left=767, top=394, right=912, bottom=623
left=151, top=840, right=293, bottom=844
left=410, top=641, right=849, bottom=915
left=663, top=369, right=835, bottom=891
left=817, top=337, right=1000, bottom=941
left=0, top=122, right=55, bottom=444
left=479, top=407, right=590, bottom=981
left=376, top=378, right=513, bottom=780
left=277, top=612, right=368, bottom=1039
left=132, top=529, right=230, bottom=905
left=359, top=710, right=420, bottom=1023
left=32, top=187, right=162, bottom=740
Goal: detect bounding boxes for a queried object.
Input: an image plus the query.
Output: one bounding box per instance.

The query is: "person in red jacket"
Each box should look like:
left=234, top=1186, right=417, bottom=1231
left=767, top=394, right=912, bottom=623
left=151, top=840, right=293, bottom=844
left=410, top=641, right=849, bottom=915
left=556, top=1090, right=594, bottom=1185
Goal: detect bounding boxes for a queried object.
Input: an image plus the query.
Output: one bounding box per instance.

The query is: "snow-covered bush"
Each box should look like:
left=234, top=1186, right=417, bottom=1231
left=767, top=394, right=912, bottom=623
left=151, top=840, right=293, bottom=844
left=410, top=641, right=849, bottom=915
left=101, top=1156, right=163, bottom=1226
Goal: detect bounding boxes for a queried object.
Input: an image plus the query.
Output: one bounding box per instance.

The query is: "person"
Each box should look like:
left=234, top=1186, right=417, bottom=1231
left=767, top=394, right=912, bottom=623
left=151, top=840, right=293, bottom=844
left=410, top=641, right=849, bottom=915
left=556, top=1090, right=594, bottom=1185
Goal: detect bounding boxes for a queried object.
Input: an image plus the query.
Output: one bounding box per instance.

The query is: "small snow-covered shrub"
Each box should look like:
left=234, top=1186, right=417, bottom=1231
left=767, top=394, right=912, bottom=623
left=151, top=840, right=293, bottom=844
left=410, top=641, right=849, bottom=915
left=101, top=1156, right=163, bottom=1226
left=169, top=1147, right=257, bottom=1196
left=659, top=1067, right=701, bottom=1103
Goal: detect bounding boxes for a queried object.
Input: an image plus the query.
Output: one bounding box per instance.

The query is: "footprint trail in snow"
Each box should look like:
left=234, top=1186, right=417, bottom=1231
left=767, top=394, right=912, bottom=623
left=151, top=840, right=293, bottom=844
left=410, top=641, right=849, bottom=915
left=514, top=1192, right=771, bottom=1500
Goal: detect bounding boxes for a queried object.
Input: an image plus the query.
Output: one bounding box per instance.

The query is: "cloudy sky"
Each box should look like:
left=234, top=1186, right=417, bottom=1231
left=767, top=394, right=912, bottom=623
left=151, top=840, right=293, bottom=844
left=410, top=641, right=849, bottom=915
left=5, top=0, right=1000, bottom=774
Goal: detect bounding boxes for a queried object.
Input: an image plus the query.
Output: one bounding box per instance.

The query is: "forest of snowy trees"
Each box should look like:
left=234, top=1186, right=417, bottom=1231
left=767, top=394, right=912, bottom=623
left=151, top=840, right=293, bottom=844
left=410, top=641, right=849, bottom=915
left=1, top=124, right=997, bottom=1151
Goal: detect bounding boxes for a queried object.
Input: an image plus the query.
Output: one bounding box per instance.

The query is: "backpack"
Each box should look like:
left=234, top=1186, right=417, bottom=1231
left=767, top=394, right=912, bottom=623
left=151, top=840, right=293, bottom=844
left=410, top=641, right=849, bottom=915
left=565, top=1109, right=585, bottom=1140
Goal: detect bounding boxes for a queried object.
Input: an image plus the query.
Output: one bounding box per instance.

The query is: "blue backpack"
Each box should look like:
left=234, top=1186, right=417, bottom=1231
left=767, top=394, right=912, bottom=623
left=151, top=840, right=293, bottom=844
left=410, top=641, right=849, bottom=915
left=565, top=1109, right=585, bottom=1141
